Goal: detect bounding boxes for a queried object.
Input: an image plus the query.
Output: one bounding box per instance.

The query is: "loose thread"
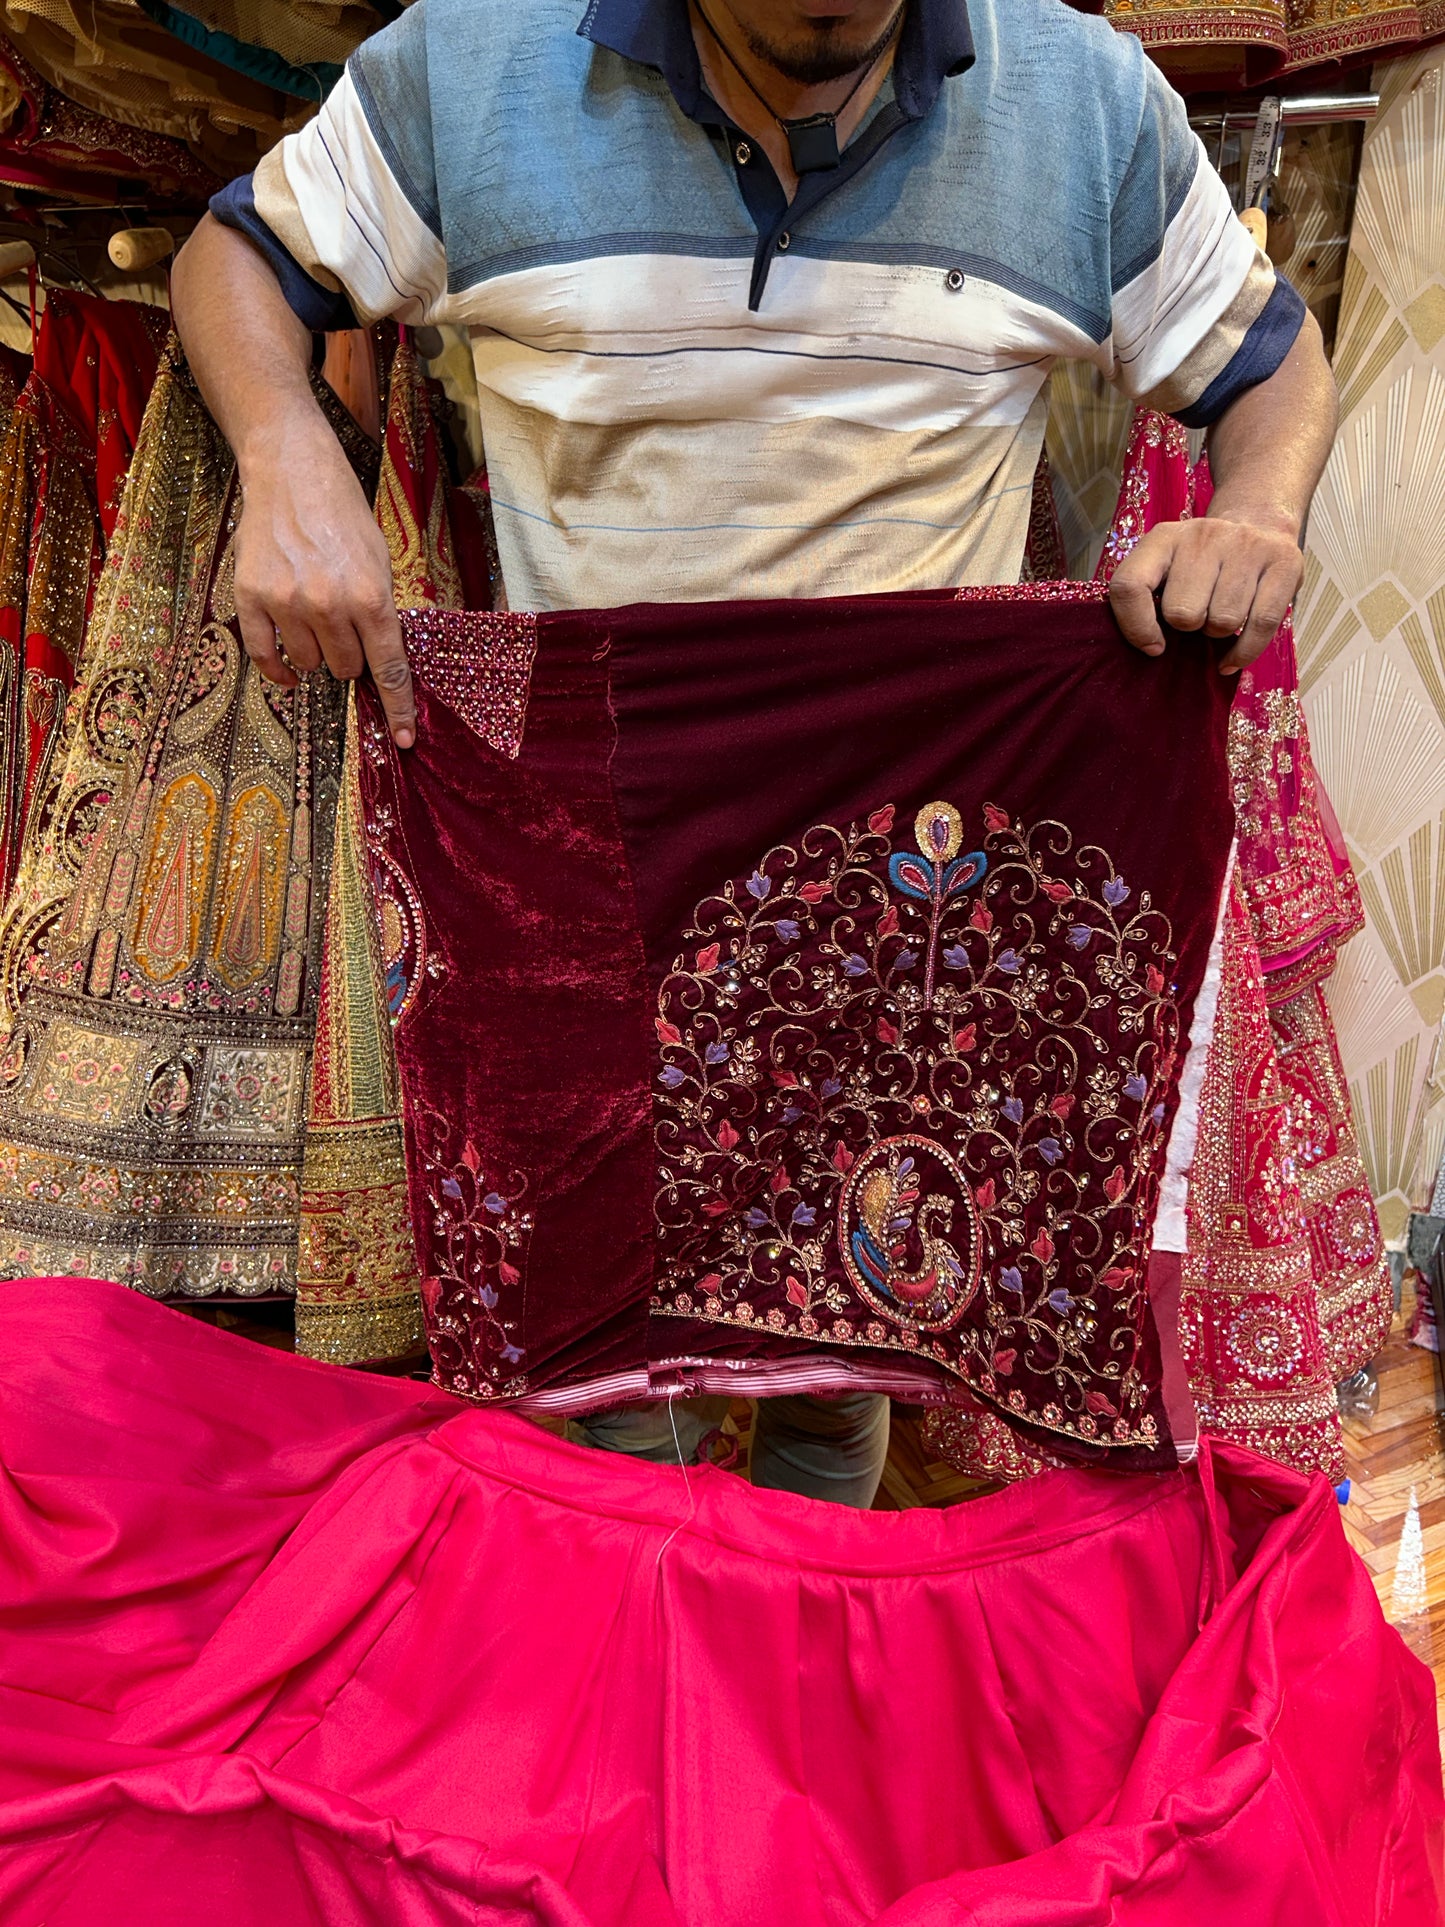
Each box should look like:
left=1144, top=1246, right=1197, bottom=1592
left=654, top=1387, right=698, bottom=1571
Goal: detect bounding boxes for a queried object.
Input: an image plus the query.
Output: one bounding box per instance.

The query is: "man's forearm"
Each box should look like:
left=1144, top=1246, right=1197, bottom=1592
left=171, top=214, right=333, bottom=477
left=1204, top=310, right=1338, bottom=544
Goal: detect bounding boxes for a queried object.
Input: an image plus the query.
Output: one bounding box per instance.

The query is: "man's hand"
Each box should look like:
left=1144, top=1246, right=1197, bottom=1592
left=233, top=421, right=416, bottom=747
left=1109, top=511, right=1304, bottom=674
left=171, top=215, right=417, bottom=748
left=1107, top=308, right=1337, bottom=676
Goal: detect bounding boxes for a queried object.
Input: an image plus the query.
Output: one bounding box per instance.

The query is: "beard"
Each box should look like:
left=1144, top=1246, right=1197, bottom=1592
left=735, top=6, right=903, bottom=86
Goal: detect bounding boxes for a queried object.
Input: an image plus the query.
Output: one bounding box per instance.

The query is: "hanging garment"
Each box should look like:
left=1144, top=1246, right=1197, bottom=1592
left=0, top=0, right=309, bottom=175
left=355, top=583, right=1236, bottom=1468
left=0, top=291, right=168, bottom=899
left=1105, top=0, right=1445, bottom=87
left=296, top=331, right=495, bottom=1365
left=0, top=355, right=375, bottom=1296
left=0, top=1278, right=1439, bottom=1927
left=0, top=343, right=230, bottom=1031
left=133, top=0, right=381, bottom=101
left=925, top=411, right=1389, bottom=1486
left=0, top=33, right=222, bottom=205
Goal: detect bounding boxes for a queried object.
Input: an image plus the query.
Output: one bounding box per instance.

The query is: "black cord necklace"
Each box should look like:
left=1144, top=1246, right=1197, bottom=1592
left=693, top=1, right=905, bottom=176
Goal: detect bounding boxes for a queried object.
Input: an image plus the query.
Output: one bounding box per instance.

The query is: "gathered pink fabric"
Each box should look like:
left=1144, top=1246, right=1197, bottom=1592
left=0, top=1277, right=1439, bottom=1925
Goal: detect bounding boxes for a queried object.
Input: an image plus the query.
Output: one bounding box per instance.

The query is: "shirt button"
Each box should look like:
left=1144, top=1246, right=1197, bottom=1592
left=945, top=268, right=965, bottom=291
left=777, top=231, right=791, bottom=252
left=735, top=140, right=752, bottom=165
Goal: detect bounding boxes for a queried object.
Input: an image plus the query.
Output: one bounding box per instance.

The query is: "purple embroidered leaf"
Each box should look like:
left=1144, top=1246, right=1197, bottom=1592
left=1150, top=1103, right=1166, bottom=1124
left=441, top=1177, right=463, bottom=1200
left=479, top=1285, right=498, bottom=1309
left=997, top=949, right=1022, bottom=974
left=791, top=1202, right=817, bottom=1228
left=820, top=1076, right=842, bottom=1098
left=942, top=944, right=969, bottom=969
left=999, top=1266, right=1023, bottom=1294
left=1103, top=877, right=1130, bottom=907
left=774, top=918, right=801, bottom=943
left=1038, top=1137, right=1063, bottom=1165
left=1123, top=1073, right=1148, bottom=1102
left=1067, top=924, right=1091, bottom=950
left=747, top=869, right=772, bottom=900
left=781, top=1105, right=803, bottom=1125
left=1048, top=1288, right=1073, bottom=1315
left=483, top=1192, right=508, bottom=1215
left=659, top=1065, right=685, bottom=1089
left=745, top=1208, right=771, bottom=1228
left=705, top=1040, right=730, bottom=1065
left=1002, top=1096, right=1024, bottom=1125
left=842, top=953, right=870, bottom=977
left=893, top=947, right=919, bottom=971
left=501, top=1344, right=524, bottom=1365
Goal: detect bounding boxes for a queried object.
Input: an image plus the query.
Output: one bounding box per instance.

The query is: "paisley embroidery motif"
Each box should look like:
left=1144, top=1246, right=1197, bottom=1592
left=652, top=798, right=1179, bottom=1449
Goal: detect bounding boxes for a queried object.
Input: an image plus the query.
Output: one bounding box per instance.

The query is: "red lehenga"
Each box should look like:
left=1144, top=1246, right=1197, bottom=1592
left=926, top=413, right=1390, bottom=1485
left=0, top=290, right=167, bottom=896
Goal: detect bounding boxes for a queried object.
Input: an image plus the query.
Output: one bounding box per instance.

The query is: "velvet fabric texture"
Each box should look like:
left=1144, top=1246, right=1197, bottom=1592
left=0, top=1278, right=1438, bottom=1926
left=359, top=589, right=1236, bottom=1469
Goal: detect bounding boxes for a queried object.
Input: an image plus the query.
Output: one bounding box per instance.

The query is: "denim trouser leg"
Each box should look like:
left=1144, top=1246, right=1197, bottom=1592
left=750, top=1392, right=891, bottom=1508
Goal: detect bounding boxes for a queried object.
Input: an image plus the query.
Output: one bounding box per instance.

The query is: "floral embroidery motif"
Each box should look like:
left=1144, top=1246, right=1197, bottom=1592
left=411, top=1100, right=532, bottom=1397
left=652, top=798, right=1180, bottom=1448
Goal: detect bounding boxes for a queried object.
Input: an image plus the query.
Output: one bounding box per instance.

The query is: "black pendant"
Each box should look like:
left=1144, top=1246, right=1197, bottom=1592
left=783, top=113, right=840, bottom=174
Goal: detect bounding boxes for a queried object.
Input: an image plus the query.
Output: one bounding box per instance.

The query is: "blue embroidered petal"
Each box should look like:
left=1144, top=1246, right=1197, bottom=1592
left=501, top=1344, right=524, bottom=1364
left=1038, top=1137, right=1062, bottom=1165
left=483, top=1192, right=507, bottom=1215
left=1151, top=1102, right=1166, bottom=1124
left=781, top=1105, right=803, bottom=1124
left=747, top=869, right=772, bottom=899
left=820, top=1077, right=842, bottom=1098
left=659, top=1065, right=685, bottom=1088
left=1048, top=1288, right=1072, bottom=1315
left=1123, top=1073, right=1148, bottom=1102
left=441, top=1177, right=463, bottom=1200
left=774, top=918, right=800, bottom=943
left=1002, top=1097, right=1024, bottom=1124
left=479, top=1285, right=498, bottom=1309
left=745, top=1208, right=771, bottom=1228
left=791, top=1203, right=817, bottom=1227
left=999, top=1266, right=1023, bottom=1294
left=842, top=953, right=870, bottom=977
left=1067, top=924, right=1091, bottom=949
left=998, top=949, right=1022, bottom=973
left=942, top=944, right=969, bottom=969
left=1103, top=877, right=1130, bottom=907
left=893, top=947, right=918, bottom=971
left=705, top=1040, right=730, bottom=1065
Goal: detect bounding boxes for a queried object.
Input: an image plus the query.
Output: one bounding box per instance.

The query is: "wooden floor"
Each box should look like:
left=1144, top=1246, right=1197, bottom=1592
left=1339, top=1290, right=1445, bottom=1749
left=199, top=1286, right=1445, bottom=1742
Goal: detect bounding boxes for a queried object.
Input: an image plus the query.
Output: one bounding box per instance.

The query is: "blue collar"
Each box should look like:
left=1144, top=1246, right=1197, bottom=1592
left=577, top=0, right=974, bottom=121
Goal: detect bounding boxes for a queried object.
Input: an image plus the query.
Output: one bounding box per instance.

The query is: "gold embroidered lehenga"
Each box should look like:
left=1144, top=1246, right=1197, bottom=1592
left=0, top=330, right=493, bottom=1359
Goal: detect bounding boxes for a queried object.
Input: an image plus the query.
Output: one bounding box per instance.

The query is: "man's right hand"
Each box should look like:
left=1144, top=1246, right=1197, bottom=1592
left=233, top=421, right=416, bottom=748
left=171, top=215, right=418, bottom=749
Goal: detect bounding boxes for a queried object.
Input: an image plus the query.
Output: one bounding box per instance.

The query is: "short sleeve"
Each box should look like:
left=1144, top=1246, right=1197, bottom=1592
left=210, top=0, right=449, bottom=331
left=1103, top=60, right=1304, bottom=428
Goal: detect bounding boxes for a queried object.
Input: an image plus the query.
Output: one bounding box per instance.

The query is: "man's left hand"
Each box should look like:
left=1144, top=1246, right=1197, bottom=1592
left=1108, top=511, right=1304, bottom=675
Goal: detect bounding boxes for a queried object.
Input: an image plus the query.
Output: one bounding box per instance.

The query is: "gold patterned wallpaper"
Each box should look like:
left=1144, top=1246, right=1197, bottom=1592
left=1298, top=50, right=1445, bottom=1242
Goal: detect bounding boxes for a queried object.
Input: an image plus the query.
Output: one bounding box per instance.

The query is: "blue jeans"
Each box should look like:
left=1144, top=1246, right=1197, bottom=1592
left=568, top=1393, right=891, bottom=1509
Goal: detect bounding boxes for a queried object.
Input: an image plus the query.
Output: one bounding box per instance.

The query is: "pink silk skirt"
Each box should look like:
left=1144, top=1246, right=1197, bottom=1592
left=0, top=1277, right=1438, bottom=1925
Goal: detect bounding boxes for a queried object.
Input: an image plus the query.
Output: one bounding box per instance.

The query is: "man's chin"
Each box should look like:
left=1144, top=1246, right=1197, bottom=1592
left=739, top=6, right=899, bottom=86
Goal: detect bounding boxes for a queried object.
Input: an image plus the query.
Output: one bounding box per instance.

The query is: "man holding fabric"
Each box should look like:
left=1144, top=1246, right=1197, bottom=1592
left=172, top=0, right=1337, bottom=1506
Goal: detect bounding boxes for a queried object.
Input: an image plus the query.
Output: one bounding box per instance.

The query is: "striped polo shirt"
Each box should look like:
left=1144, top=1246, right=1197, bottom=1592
left=214, top=0, right=1304, bottom=612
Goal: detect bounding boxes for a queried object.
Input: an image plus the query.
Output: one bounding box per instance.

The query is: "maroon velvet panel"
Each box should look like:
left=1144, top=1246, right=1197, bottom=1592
left=360, top=591, right=1234, bottom=1470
